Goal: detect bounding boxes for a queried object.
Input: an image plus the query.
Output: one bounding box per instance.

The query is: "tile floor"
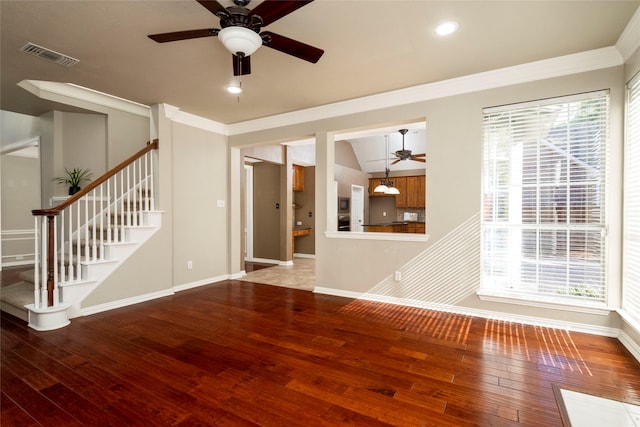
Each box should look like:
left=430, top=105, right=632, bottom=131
left=238, top=257, right=315, bottom=291
left=558, top=388, right=640, bottom=426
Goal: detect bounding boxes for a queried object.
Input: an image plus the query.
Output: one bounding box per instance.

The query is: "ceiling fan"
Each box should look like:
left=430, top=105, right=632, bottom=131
left=390, top=129, right=425, bottom=164
left=147, top=0, right=324, bottom=76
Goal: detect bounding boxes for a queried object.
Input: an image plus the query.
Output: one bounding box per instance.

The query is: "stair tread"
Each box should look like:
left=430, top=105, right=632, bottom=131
left=19, top=269, right=35, bottom=283
left=0, top=282, right=33, bottom=309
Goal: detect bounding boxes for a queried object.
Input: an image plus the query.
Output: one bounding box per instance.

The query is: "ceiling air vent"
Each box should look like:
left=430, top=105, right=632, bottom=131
left=19, top=42, right=79, bottom=67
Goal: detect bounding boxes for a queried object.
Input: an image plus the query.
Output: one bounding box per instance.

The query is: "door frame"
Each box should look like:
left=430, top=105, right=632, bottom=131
left=351, top=184, right=364, bottom=232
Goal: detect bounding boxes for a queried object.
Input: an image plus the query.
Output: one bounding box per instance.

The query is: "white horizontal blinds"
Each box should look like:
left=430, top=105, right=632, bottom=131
left=623, top=73, right=640, bottom=324
left=482, top=91, right=609, bottom=303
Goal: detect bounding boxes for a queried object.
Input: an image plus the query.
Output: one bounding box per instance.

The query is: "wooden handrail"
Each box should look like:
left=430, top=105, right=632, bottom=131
left=30, top=139, right=158, bottom=310
left=32, top=139, right=158, bottom=216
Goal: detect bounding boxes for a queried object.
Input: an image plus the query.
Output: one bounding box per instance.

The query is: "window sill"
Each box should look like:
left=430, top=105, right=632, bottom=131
left=477, top=291, right=613, bottom=316
left=324, top=231, right=429, bottom=242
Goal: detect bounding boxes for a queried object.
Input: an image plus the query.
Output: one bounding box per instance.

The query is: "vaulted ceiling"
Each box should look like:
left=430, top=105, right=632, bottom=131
left=2, top=1, right=638, bottom=126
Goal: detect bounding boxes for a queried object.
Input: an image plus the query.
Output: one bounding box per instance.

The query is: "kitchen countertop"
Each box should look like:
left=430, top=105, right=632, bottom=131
left=292, top=227, right=312, bottom=236
left=363, top=221, right=425, bottom=226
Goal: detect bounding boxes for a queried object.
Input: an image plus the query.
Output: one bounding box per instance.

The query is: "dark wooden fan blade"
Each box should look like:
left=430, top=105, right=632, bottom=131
left=232, top=54, right=252, bottom=76
left=250, top=0, right=313, bottom=26
left=148, top=28, right=219, bottom=43
left=412, top=153, right=426, bottom=157
left=391, top=159, right=401, bottom=165
left=410, top=157, right=426, bottom=162
left=196, top=0, right=228, bottom=18
left=261, top=31, right=323, bottom=63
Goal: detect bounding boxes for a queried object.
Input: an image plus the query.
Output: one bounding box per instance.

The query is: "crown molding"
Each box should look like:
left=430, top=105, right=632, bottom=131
left=0, top=136, right=39, bottom=156
left=616, top=6, right=640, bottom=61
left=17, top=80, right=150, bottom=117
left=162, top=103, right=227, bottom=135
left=228, top=47, right=624, bottom=135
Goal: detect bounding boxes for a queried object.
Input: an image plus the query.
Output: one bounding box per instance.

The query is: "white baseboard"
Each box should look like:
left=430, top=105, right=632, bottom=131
left=618, top=330, right=640, bottom=363
left=230, top=270, right=246, bottom=279
left=314, top=287, right=360, bottom=299
left=294, top=253, right=316, bottom=259
left=81, top=288, right=175, bottom=317
left=173, top=275, right=228, bottom=292
left=313, top=287, right=621, bottom=338
left=245, top=257, right=280, bottom=265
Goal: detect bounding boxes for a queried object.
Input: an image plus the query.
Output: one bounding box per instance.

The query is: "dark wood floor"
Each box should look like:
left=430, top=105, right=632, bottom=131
left=2, top=280, right=639, bottom=426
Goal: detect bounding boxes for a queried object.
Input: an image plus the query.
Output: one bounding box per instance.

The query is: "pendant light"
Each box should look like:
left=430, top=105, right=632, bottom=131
left=373, top=135, right=400, bottom=195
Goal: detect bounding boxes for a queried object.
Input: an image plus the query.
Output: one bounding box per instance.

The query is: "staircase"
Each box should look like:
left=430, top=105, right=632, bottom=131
left=0, top=141, right=160, bottom=330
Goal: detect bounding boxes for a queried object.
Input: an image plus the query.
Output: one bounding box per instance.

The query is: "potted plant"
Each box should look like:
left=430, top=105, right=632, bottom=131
left=53, top=167, right=93, bottom=195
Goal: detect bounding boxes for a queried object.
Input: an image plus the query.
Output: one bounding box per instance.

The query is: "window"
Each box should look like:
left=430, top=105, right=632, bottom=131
left=623, top=73, right=640, bottom=325
left=481, top=91, right=609, bottom=306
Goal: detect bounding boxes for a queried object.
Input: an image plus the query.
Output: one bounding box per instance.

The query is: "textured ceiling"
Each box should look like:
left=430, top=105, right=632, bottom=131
left=2, top=0, right=638, bottom=125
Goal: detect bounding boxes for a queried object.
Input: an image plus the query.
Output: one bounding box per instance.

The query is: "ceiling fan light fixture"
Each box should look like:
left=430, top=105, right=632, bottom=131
left=226, top=80, right=242, bottom=94
left=218, top=26, right=262, bottom=56
left=434, top=21, right=459, bottom=36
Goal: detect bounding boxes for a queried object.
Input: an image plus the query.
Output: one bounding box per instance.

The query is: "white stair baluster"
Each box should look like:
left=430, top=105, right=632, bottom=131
left=99, top=185, right=104, bottom=260
left=59, top=210, right=66, bottom=282
left=34, top=217, right=41, bottom=309
left=150, top=151, right=155, bottom=210
left=91, top=189, right=97, bottom=262
left=68, top=206, right=74, bottom=283
left=107, top=177, right=112, bottom=244
left=40, top=217, right=48, bottom=308
left=53, top=216, right=59, bottom=306
left=121, top=170, right=126, bottom=236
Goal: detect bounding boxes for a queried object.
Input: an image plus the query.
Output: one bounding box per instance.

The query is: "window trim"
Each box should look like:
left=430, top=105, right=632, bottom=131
left=480, top=90, right=610, bottom=307
left=622, top=71, right=640, bottom=325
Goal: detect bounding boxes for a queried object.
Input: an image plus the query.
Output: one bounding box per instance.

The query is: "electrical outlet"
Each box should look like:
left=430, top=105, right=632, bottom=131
left=187, top=260, right=193, bottom=270
left=383, top=211, right=387, bottom=217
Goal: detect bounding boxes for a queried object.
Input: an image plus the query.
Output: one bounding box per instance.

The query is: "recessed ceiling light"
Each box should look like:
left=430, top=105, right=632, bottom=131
left=435, top=21, right=459, bottom=36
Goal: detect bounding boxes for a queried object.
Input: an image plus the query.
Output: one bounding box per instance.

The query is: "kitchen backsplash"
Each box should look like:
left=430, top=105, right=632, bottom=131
left=397, top=208, right=425, bottom=222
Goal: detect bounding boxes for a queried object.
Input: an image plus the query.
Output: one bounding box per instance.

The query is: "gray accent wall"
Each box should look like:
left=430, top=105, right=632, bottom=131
left=253, top=162, right=281, bottom=260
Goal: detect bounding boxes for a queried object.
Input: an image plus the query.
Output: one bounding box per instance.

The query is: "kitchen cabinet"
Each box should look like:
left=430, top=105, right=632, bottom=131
left=369, top=174, right=425, bottom=208
left=365, top=222, right=424, bottom=234
left=406, top=222, right=426, bottom=234
left=405, top=176, right=418, bottom=208
left=364, top=223, right=407, bottom=233
left=394, top=177, right=407, bottom=207
left=417, top=175, right=426, bottom=208
left=292, top=164, right=304, bottom=191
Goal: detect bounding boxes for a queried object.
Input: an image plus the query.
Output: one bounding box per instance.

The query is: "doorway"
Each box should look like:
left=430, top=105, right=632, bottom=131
left=351, top=185, right=364, bottom=232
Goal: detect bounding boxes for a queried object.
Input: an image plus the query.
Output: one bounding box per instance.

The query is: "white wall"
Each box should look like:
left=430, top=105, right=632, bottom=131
left=1, top=154, right=39, bottom=266
left=229, top=66, right=626, bottom=333
left=82, top=105, right=229, bottom=308
left=0, top=111, right=41, bottom=267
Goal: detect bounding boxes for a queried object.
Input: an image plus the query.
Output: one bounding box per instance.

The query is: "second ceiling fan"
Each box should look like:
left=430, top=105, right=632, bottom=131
left=391, top=129, right=425, bottom=164
left=148, top=0, right=324, bottom=76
